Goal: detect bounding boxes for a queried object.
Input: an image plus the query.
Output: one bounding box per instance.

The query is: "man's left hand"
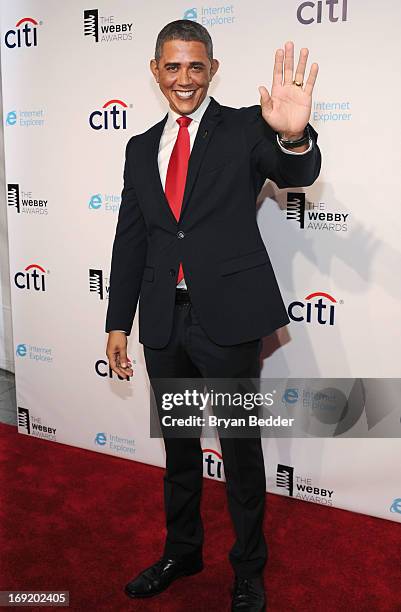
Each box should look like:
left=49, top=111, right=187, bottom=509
left=258, top=41, right=319, bottom=140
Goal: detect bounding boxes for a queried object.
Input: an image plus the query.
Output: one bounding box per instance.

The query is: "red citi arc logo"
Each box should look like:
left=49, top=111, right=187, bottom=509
left=203, top=448, right=224, bottom=480
left=4, top=17, right=39, bottom=48
left=89, top=99, right=128, bottom=130
left=288, top=291, right=337, bottom=326
left=14, top=264, right=47, bottom=291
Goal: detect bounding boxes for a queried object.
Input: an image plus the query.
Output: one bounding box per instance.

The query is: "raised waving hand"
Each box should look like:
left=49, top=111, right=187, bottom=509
left=258, top=41, right=319, bottom=139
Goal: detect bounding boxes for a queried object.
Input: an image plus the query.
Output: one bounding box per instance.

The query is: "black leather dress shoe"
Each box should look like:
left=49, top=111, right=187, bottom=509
left=231, top=575, right=266, bottom=611
left=124, top=555, right=203, bottom=598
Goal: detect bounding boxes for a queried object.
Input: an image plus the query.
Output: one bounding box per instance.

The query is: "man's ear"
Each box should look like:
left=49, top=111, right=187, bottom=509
left=150, top=58, right=159, bottom=83
left=210, top=58, right=220, bottom=80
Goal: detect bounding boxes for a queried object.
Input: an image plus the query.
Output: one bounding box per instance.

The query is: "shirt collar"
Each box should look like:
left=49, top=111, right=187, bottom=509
left=166, top=95, right=211, bottom=129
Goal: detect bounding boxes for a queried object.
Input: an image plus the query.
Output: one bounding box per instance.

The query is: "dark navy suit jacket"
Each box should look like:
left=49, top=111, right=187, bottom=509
left=105, top=96, right=321, bottom=348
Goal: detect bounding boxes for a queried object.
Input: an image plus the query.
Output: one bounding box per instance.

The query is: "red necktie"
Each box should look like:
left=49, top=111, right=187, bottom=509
left=165, top=116, right=192, bottom=284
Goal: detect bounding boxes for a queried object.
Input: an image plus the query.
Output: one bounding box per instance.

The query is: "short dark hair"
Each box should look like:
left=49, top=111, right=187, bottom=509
left=155, top=19, right=213, bottom=62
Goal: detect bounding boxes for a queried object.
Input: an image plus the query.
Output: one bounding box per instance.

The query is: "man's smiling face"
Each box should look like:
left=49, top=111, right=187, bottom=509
left=150, top=39, right=219, bottom=115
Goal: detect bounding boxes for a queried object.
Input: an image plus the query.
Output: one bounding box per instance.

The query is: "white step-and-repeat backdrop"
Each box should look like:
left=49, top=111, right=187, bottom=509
left=1, top=0, right=400, bottom=522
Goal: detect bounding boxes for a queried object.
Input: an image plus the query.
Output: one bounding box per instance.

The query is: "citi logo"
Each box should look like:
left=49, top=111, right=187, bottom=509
left=4, top=17, right=40, bottom=48
left=297, top=0, right=348, bottom=25
left=89, top=99, right=129, bottom=130
left=276, top=463, right=294, bottom=496
left=95, top=359, right=133, bottom=381
left=288, top=291, right=338, bottom=326
left=203, top=448, right=224, bottom=480
left=14, top=264, right=47, bottom=292
left=18, top=407, right=31, bottom=434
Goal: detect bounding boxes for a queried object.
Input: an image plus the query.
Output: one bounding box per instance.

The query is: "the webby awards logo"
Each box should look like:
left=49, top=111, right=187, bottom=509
left=18, top=407, right=57, bottom=441
left=89, top=269, right=109, bottom=300
left=276, top=463, right=335, bottom=506
left=83, top=9, right=133, bottom=43
left=7, top=184, right=48, bottom=215
left=286, top=192, right=349, bottom=232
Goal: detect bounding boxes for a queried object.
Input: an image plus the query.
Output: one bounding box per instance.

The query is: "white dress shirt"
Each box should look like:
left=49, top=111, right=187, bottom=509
left=158, top=94, right=213, bottom=289
left=112, top=96, right=312, bottom=333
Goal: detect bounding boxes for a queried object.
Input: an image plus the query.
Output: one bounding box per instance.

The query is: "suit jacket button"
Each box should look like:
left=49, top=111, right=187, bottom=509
left=169, top=269, right=176, bottom=277
left=177, top=231, right=185, bottom=239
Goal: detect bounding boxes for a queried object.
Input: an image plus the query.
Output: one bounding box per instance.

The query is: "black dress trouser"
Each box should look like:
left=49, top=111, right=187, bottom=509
left=143, top=293, right=267, bottom=578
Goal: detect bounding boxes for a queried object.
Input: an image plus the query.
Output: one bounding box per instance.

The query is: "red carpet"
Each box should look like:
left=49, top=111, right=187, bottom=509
left=0, top=422, right=400, bottom=612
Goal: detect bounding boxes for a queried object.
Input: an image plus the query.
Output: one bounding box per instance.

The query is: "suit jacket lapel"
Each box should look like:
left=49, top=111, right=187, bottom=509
left=142, top=96, right=222, bottom=226
left=145, top=113, right=181, bottom=227
left=180, top=96, right=222, bottom=220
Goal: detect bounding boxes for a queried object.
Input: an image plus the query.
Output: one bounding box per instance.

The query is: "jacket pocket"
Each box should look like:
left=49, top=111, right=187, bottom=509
left=220, top=249, right=269, bottom=276
left=142, top=266, right=154, bottom=282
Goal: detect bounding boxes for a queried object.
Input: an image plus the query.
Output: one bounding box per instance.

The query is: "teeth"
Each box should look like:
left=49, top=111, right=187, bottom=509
left=175, top=90, right=195, bottom=98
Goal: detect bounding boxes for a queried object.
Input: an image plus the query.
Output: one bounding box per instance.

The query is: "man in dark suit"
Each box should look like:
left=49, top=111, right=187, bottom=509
left=105, top=19, right=320, bottom=611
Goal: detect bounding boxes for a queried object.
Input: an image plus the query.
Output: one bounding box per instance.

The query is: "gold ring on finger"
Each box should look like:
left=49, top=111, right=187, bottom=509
left=293, top=80, right=303, bottom=87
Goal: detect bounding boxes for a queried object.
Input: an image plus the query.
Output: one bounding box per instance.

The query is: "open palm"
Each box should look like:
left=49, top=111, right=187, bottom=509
left=259, top=41, right=319, bottom=139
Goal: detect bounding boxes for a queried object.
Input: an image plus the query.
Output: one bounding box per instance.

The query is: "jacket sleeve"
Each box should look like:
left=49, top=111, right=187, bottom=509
left=244, top=104, right=321, bottom=188
left=105, top=137, right=147, bottom=336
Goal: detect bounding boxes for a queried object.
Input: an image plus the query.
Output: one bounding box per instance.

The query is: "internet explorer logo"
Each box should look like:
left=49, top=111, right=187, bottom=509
left=390, top=498, right=401, bottom=514
left=16, top=344, right=27, bottom=357
left=283, top=388, right=299, bottom=404
left=6, top=111, right=17, bottom=126
left=183, top=8, right=198, bottom=21
left=89, top=194, right=102, bottom=209
left=95, top=432, right=107, bottom=446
